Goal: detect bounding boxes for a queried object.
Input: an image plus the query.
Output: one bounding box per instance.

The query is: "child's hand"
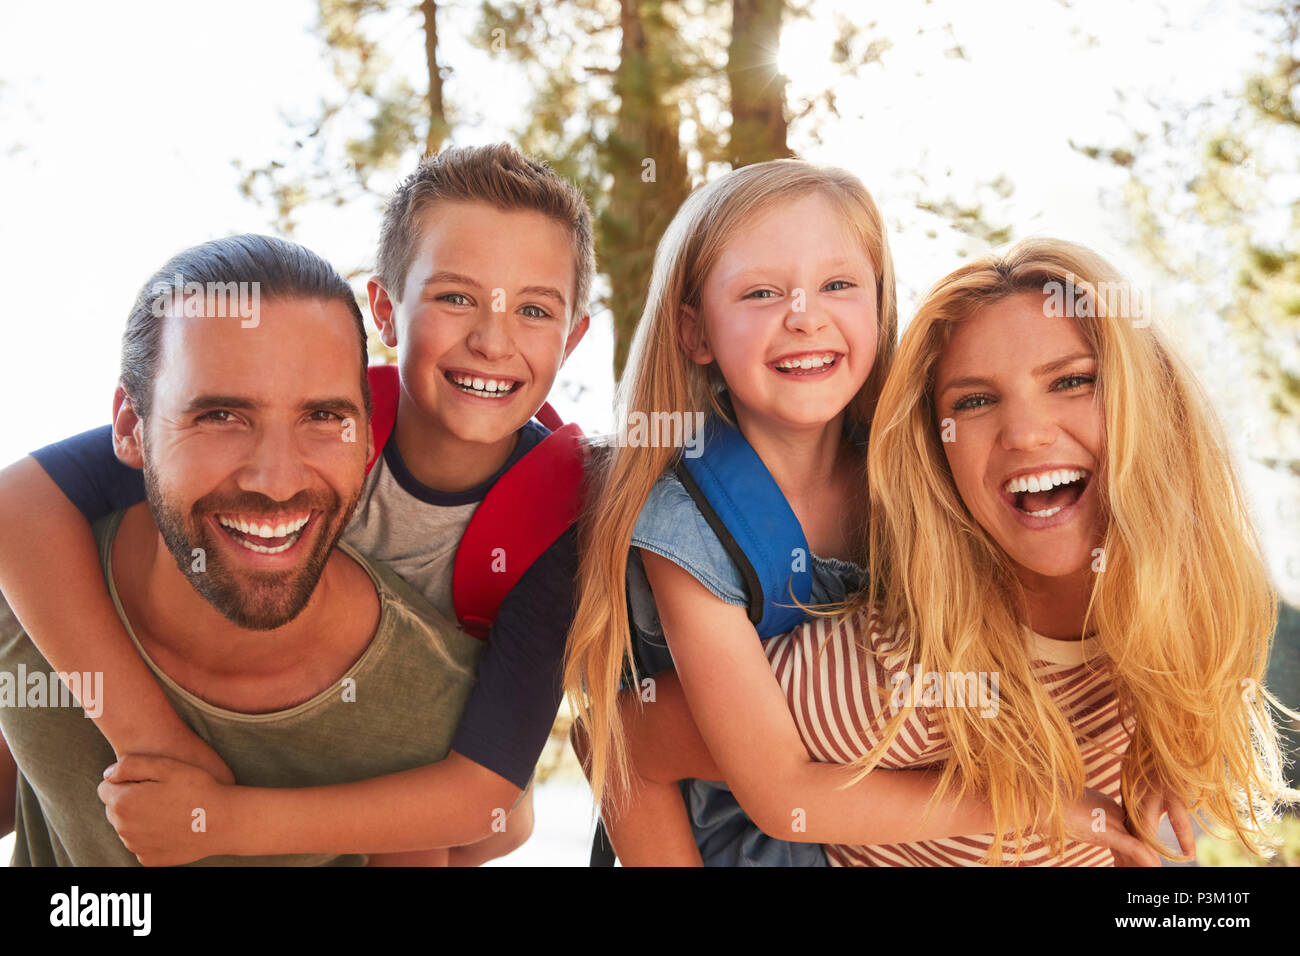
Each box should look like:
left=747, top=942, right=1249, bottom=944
left=97, top=754, right=232, bottom=866
left=1125, top=786, right=1197, bottom=863
left=141, top=729, right=236, bottom=787
left=1061, top=788, right=1162, bottom=866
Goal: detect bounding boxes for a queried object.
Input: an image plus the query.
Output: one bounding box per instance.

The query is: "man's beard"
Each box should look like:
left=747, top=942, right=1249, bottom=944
left=141, top=452, right=358, bottom=631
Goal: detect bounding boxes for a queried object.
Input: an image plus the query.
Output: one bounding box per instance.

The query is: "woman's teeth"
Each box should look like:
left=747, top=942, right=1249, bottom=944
left=448, top=372, right=520, bottom=398
left=774, top=353, right=837, bottom=371
left=1003, top=468, right=1088, bottom=495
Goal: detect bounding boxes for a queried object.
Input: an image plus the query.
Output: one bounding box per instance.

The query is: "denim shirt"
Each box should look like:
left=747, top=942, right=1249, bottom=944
left=627, top=471, right=863, bottom=866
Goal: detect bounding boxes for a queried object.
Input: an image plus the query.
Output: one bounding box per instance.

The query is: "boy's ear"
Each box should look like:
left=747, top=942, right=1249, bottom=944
left=367, top=276, right=399, bottom=349
left=677, top=304, right=713, bottom=365
left=111, top=387, right=145, bottom=471
left=561, top=313, right=590, bottom=364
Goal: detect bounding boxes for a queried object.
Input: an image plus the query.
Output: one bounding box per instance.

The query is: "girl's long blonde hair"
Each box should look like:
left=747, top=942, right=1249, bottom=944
left=564, top=160, right=898, bottom=808
left=855, top=237, right=1298, bottom=861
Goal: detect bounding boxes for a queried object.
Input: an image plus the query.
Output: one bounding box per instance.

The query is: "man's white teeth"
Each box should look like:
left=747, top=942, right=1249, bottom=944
left=1003, top=468, right=1087, bottom=494
left=449, top=373, right=518, bottom=396
left=776, top=353, right=837, bottom=370
left=217, top=514, right=310, bottom=539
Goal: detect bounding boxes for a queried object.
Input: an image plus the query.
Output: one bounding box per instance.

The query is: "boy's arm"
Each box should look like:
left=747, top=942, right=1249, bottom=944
left=0, top=455, right=232, bottom=784
left=100, top=749, right=521, bottom=864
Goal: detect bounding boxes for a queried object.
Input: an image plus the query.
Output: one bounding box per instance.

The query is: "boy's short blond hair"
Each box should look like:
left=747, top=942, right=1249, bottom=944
left=377, top=143, right=594, bottom=327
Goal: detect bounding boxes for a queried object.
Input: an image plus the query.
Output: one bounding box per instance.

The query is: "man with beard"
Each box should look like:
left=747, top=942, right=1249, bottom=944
left=0, top=235, right=482, bottom=865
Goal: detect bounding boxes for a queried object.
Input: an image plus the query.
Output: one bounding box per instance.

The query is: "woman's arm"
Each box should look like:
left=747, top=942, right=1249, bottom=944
left=0, top=457, right=232, bottom=783
left=98, top=748, right=523, bottom=865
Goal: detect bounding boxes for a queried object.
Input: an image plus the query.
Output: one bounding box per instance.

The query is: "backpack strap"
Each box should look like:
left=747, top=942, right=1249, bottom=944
left=366, top=363, right=401, bottom=476
left=675, top=417, right=811, bottom=638
left=452, top=419, right=587, bottom=639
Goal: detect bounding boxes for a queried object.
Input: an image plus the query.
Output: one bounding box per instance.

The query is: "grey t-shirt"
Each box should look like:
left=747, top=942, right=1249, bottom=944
left=0, top=510, right=483, bottom=866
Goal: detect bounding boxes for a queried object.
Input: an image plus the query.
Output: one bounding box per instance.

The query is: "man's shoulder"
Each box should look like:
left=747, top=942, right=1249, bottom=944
left=336, top=538, right=482, bottom=664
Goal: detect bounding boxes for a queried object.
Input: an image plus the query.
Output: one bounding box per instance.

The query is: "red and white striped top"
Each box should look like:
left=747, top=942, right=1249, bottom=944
left=765, top=609, right=1130, bottom=866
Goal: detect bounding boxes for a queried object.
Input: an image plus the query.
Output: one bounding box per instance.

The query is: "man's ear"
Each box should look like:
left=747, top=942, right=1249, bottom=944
left=111, top=387, right=145, bottom=470
left=677, top=304, right=713, bottom=365
left=368, top=276, right=399, bottom=349
left=561, top=313, right=591, bottom=365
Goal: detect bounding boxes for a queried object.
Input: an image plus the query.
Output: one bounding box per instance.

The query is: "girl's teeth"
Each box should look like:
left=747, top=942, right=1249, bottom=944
left=777, top=353, right=837, bottom=370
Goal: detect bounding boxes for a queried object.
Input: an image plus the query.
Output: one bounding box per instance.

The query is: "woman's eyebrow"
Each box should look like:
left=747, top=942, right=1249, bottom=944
left=938, top=375, right=994, bottom=397
left=1032, top=352, right=1095, bottom=376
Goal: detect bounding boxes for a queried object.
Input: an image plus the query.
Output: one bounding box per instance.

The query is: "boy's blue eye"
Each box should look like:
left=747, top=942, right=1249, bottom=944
left=439, top=293, right=471, bottom=306
left=521, top=304, right=551, bottom=319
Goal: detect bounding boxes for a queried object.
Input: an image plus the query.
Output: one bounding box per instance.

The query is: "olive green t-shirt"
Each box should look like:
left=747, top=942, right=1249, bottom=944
left=0, top=509, right=483, bottom=866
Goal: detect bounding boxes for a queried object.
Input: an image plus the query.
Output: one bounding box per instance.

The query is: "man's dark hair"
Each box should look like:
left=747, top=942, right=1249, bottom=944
left=120, top=234, right=371, bottom=419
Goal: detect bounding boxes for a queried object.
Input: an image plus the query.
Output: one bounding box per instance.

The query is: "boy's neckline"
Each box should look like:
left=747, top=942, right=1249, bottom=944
left=383, top=419, right=548, bottom=506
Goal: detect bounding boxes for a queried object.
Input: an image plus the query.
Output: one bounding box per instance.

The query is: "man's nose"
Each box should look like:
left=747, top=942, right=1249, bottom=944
left=238, top=424, right=313, bottom=502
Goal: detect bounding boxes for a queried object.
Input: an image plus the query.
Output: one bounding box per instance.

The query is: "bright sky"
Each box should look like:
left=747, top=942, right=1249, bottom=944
left=0, top=0, right=1294, bottom=605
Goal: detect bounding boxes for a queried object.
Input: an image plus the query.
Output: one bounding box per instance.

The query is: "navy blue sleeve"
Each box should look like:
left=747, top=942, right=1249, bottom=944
left=30, top=426, right=146, bottom=522
left=451, top=524, right=578, bottom=790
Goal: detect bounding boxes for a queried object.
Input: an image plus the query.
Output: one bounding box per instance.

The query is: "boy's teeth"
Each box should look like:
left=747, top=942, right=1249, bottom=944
left=1003, top=468, right=1087, bottom=495
left=449, top=373, right=517, bottom=396
left=776, top=353, right=837, bottom=370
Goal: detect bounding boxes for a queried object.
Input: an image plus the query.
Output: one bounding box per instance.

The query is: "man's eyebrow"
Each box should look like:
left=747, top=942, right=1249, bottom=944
left=938, top=353, right=1097, bottom=397
left=182, top=395, right=259, bottom=414
left=422, top=271, right=484, bottom=289
left=302, top=397, right=364, bottom=418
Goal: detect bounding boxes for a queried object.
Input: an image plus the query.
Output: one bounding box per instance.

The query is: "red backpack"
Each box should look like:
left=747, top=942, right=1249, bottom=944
left=364, top=363, right=586, bottom=639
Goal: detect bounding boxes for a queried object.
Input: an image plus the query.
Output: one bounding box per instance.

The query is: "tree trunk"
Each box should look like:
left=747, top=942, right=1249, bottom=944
left=728, top=0, right=790, bottom=166
left=603, top=0, right=691, bottom=379
left=422, top=0, right=448, bottom=155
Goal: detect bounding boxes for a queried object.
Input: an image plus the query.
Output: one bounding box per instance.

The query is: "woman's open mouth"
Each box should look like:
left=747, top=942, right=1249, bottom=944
left=1000, top=468, right=1091, bottom=526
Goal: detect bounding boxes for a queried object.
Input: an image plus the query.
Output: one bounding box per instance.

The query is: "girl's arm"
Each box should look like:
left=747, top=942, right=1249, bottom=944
left=0, top=457, right=232, bottom=784
left=98, top=748, right=523, bottom=865
left=642, top=549, right=1163, bottom=860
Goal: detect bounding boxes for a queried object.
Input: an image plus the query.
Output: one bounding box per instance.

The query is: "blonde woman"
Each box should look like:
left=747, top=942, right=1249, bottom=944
left=565, top=161, right=1169, bottom=864
left=761, top=239, right=1296, bottom=863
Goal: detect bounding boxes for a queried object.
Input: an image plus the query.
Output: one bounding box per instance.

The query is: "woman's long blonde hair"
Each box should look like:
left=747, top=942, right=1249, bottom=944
left=564, top=160, right=898, bottom=808
left=854, top=237, right=1297, bottom=861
